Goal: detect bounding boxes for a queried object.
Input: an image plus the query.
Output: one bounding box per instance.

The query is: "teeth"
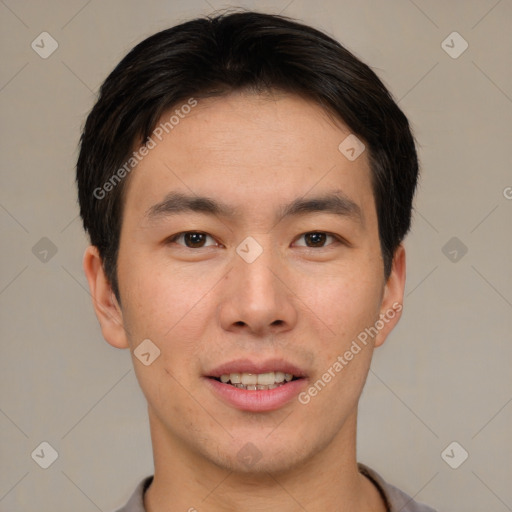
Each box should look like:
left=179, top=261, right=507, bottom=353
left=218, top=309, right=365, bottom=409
left=274, top=371, right=285, bottom=383
left=234, top=382, right=282, bottom=390
left=257, top=372, right=275, bottom=385
left=241, top=373, right=258, bottom=385
left=217, top=371, right=297, bottom=387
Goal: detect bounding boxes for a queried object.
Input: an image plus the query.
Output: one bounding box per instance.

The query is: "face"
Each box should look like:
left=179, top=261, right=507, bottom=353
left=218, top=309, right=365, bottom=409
left=85, top=91, right=405, bottom=475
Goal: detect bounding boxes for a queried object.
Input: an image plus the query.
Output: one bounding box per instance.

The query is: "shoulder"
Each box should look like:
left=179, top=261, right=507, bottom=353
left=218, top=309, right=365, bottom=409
left=358, top=463, right=438, bottom=512
left=113, top=469, right=439, bottom=512
left=112, top=476, right=153, bottom=512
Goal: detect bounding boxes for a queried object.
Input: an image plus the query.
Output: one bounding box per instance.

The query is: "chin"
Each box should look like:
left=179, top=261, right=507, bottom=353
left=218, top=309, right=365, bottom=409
left=207, top=435, right=314, bottom=476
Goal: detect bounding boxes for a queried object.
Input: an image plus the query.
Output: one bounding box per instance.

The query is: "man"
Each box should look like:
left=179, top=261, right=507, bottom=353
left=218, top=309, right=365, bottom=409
left=77, top=10, right=437, bottom=512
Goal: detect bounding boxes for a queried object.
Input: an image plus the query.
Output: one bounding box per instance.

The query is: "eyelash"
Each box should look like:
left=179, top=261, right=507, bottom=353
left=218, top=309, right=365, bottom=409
left=166, top=231, right=345, bottom=249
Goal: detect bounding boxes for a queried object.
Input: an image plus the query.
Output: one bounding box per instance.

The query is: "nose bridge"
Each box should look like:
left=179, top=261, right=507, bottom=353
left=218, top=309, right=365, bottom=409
left=218, top=235, right=297, bottom=334
left=235, top=235, right=280, bottom=303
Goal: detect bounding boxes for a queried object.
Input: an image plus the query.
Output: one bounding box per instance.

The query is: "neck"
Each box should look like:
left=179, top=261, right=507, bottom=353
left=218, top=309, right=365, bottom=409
left=144, top=407, right=386, bottom=512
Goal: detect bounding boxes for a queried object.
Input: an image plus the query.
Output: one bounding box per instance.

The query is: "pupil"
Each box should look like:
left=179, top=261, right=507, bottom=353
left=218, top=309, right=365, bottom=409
left=306, top=232, right=326, bottom=247
left=185, top=232, right=205, bottom=247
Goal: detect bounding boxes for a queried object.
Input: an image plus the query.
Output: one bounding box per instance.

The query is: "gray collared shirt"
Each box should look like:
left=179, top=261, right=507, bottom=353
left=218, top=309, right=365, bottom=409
left=114, top=463, right=438, bottom=512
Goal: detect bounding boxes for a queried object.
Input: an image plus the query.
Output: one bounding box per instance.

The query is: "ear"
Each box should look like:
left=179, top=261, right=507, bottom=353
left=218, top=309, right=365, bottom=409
left=374, top=244, right=406, bottom=348
left=82, top=245, right=129, bottom=349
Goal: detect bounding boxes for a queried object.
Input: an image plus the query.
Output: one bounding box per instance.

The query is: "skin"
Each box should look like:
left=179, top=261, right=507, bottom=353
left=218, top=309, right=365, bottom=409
left=84, top=91, right=406, bottom=512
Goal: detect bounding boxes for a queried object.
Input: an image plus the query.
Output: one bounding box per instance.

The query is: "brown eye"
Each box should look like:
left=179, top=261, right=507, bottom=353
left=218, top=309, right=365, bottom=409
left=184, top=232, right=207, bottom=247
left=304, top=232, right=327, bottom=247
left=169, top=232, right=217, bottom=248
left=294, top=232, right=336, bottom=248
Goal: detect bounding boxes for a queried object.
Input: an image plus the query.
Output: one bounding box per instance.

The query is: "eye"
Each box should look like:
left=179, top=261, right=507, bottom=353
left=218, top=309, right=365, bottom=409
left=167, top=231, right=218, bottom=248
left=293, top=232, right=338, bottom=248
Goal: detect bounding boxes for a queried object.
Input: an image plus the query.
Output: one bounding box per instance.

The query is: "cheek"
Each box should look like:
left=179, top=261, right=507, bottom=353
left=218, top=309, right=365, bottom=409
left=295, top=263, right=383, bottom=343
left=302, top=263, right=383, bottom=409
left=120, top=260, right=214, bottom=341
left=123, top=270, right=210, bottom=418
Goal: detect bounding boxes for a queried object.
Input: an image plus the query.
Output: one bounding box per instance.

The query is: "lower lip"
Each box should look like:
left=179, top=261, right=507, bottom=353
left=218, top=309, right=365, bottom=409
left=205, top=377, right=308, bottom=412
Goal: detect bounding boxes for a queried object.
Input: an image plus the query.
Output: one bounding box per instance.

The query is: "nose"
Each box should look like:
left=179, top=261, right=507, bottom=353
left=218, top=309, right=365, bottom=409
left=218, top=240, right=298, bottom=337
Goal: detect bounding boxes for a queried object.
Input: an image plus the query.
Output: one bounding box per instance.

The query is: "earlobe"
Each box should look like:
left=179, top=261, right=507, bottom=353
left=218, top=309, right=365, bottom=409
left=82, top=245, right=130, bottom=349
left=374, top=245, right=406, bottom=348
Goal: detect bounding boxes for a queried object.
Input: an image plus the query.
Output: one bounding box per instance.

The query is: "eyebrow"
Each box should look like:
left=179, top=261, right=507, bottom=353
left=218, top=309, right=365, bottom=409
left=278, top=191, right=363, bottom=226
left=144, top=190, right=363, bottom=226
left=145, top=192, right=237, bottom=220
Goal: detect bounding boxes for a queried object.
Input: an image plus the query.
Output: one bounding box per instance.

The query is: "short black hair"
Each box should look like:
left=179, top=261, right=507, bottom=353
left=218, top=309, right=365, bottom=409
left=76, top=10, right=419, bottom=301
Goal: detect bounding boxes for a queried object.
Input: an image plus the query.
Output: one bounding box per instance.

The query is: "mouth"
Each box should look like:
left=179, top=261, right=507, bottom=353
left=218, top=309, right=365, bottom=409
left=204, top=359, right=308, bottom=412
left=209, top=371, right=302, bottom=391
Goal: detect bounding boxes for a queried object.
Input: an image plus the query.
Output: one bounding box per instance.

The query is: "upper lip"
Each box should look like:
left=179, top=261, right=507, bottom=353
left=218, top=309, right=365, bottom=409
left=206, top=358, right=307, bottom=378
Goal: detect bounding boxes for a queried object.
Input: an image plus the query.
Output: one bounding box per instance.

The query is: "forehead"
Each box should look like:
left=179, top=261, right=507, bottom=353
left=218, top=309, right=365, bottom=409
left=121, top=91, right=374, bottom=223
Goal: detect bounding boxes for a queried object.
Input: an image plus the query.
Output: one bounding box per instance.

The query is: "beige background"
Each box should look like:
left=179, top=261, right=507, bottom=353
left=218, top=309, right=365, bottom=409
left=1, top=0, right=511, bottom=511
